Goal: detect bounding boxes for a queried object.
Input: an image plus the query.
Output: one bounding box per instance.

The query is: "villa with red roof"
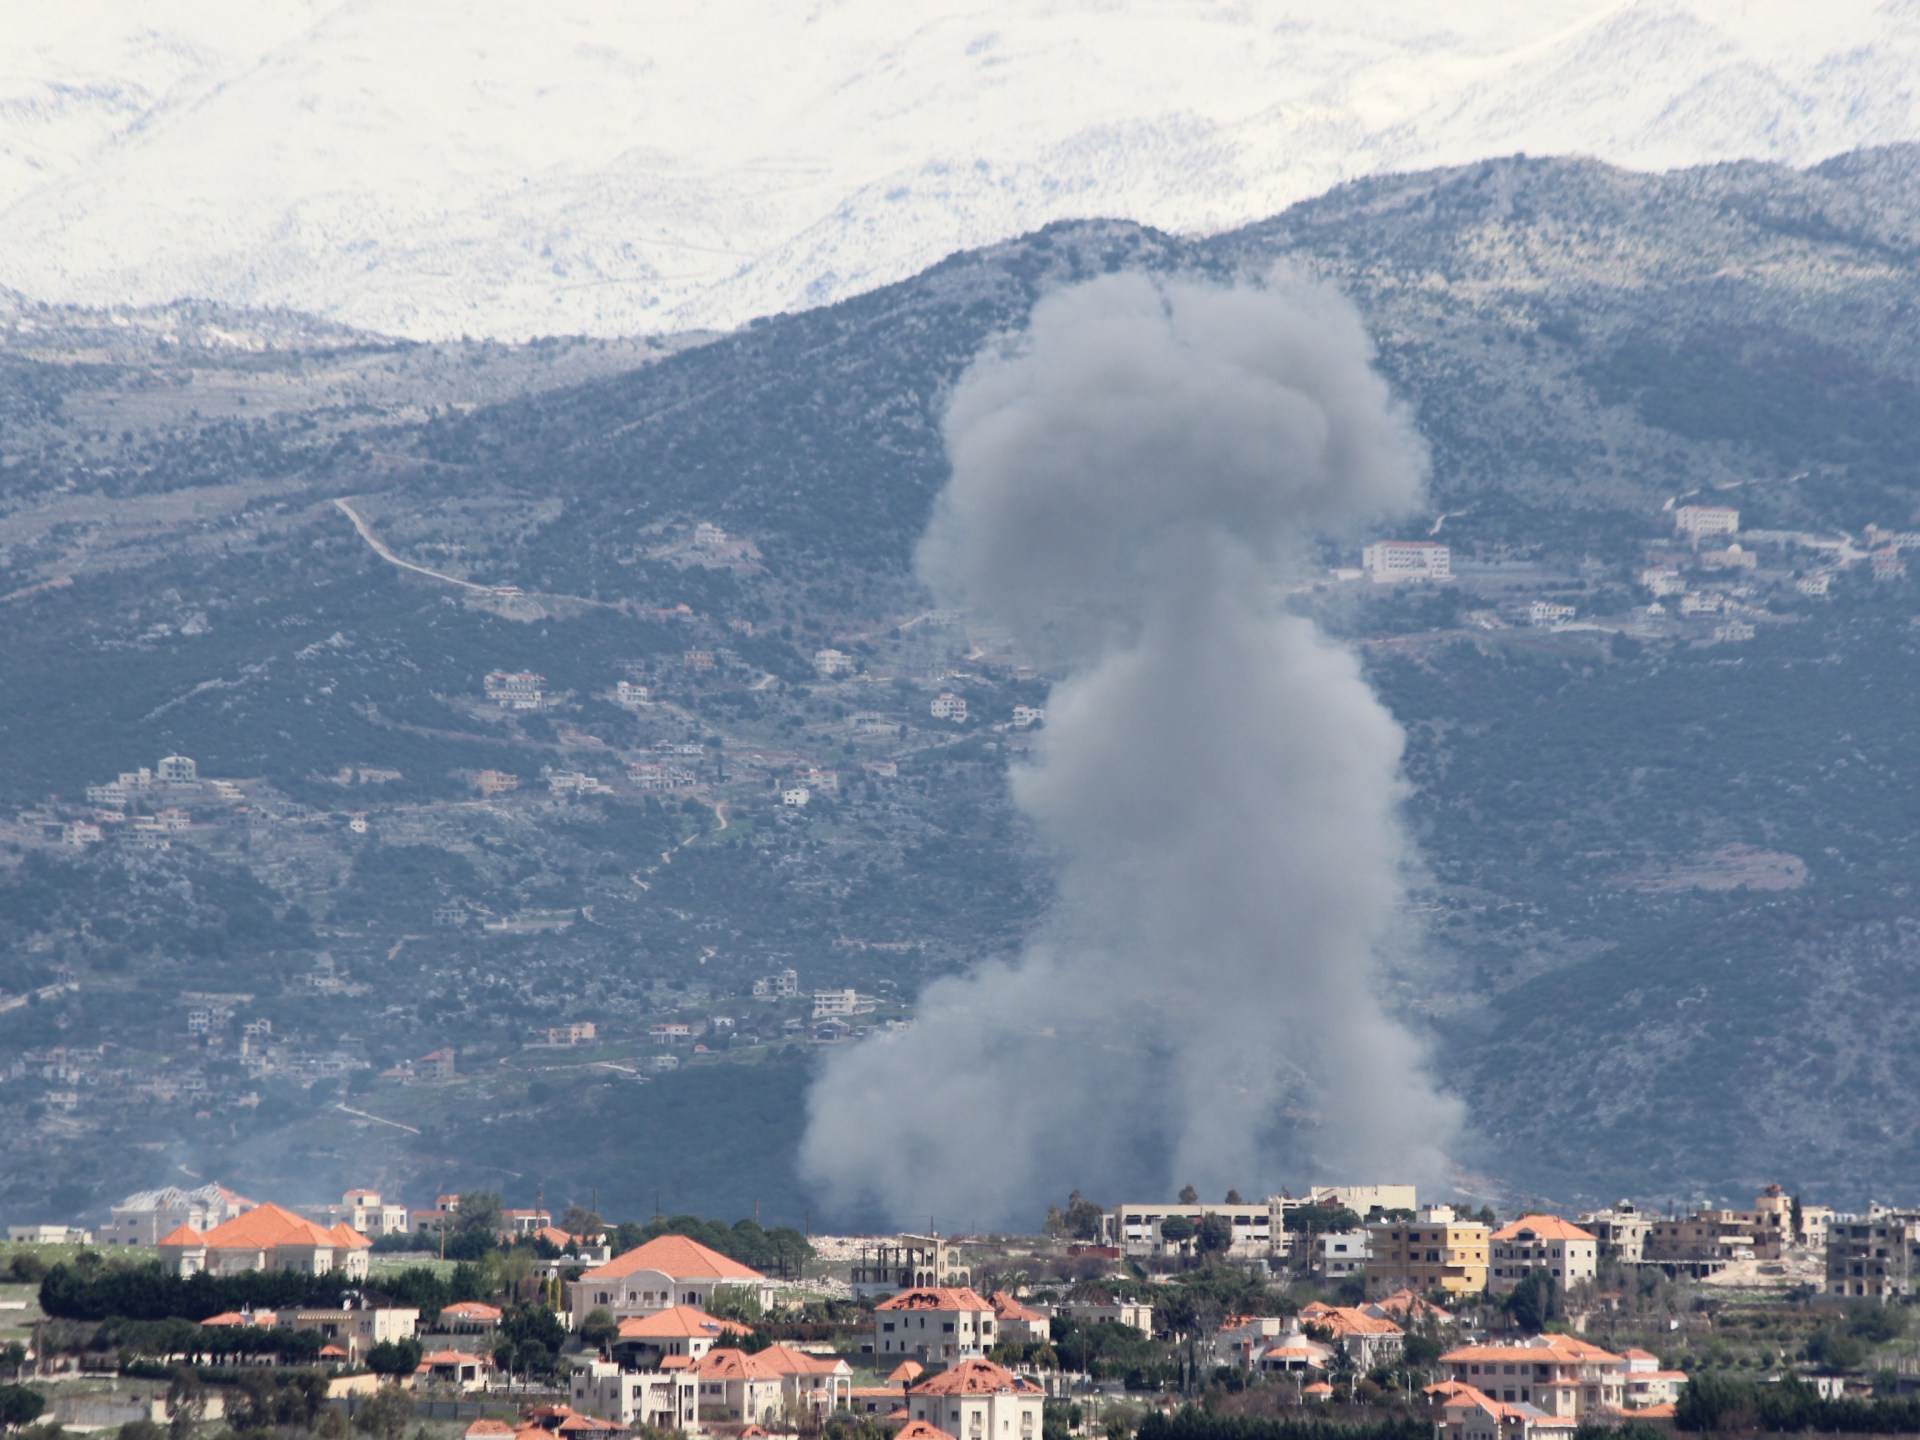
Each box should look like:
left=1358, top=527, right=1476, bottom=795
left=607, top=1304, right=750, bottom=1367
left=1488, top=1216, right=1599, bottom=1295
left=875, top=1287, right=997, bottom=1365
left=690, top=1344, right=852, bottom=1424
left=1296, top=1301, right=1405, bottom=1369
left=990, top=1292, right=1050, bottom=1348
left=157, top=1202, right=371, bottom=1279
left=568, top=1234, right=774, bottom=1325
left=1430, top=1381, right=1580, bottom=1440
left=1439, top=1336, right=1627, bottom=1419
left=903, top=1358, right=1044, bottom=1440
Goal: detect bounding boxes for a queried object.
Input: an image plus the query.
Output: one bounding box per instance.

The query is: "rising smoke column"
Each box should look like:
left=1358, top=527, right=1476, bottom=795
left=799, top=270, right=1462, bottom=1228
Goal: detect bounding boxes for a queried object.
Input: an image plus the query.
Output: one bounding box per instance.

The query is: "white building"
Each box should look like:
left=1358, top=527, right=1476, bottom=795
left=874, top=1287, right=998, bottom=1365
left=1362, top=540, right=1451, bottom=583
left=1674, top=505, right=1739, bottom=541
left=813, top=648, right=854, bottom=677
left=1714, top=619, right=1756, bottom=643
left=1797, top=573, right=1832, bottom=597
left=931, top=692, right=967, bottom=722
left=782, top=787, right=811, bottom=808
left=571, top=1360, right=698, bottom=1431
left=1011, top=705, right=1046, bottom=728
left=1639, top=567, right=1686, bottom=597
left=567, top=1234, right=776, bottom=1325
left=102, top=1183, right=254, bottom=1246
left=1106, top=1200, right=1278, bottom=1258
left=812, top=989, right=862, bottom=1017
left=1316, top=1231, right=1370, bottom=1279
left=483, top=670, right=546, bottom=709
left=1528, top=601, right=1577, bottom=628
left=614, top=680, right=651, bottom=708
left=1488, top=1215, right=1600, bottom=1295
left=752, top=968, right=800, bottom=1000
left=156, top=755, right=199, bottom=784
left=904, top=1359, right=1045, bottom=1440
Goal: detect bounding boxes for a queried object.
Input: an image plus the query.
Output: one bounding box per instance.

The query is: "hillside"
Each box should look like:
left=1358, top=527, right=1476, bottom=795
left=2, top=2, right=1918, bottom=338
left=2, top=148, right=1920, bottom=1223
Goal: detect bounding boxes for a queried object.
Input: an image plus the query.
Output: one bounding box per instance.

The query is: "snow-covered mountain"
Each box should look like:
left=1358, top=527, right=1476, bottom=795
left=3, top=0, right=1917, bottom=340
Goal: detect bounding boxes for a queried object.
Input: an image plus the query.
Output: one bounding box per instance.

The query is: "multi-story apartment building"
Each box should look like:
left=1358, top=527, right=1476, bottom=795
left=1365, top=1205, right=1490, bottom=1294
left=1577, top=1200, right=1651, bottom=1264
left=1487, top=1216, right=1599, bottom=1294
left=1104, top=1200, right=1279, bottom=1259
left=1361, top=541, right=1451, bottom=583
left=1674, top=504, right=1740, bottom=540
left=1827, top=1209, right=1920, bottom=1299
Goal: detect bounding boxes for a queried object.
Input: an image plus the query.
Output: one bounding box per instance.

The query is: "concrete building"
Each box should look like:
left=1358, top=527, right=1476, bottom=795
left=1827, top=1209, right=1920, bottom=1299
left=1105, top=1200, right=1277, bottom=1258
left=851, top=1234, right=971, bottom=1299
left=1674, top=505, right=1739, bottom=541
left=1438, top=1336, right=1627, bottom=1419
left=102, top=1183, right=254, bottom=1247
left=483, top=670, right=546, bottom=708
left=1361, top=540, right=1451, bottom=583
left=875, top=1287, right=997, bottom=1365
left=156, top=755, right=199, bottom=784
left=1488, top=1216, right=1598, bottom=1295
left=608, top=1304, right=750, bottom=1368
left=1316, top=1230, right=1370, bottom=1280
left=990, top=1292, right=1050, bottom=1347
left=570, top=1360, right=699, bottom=1430
left=1576, top=1201, right=1651, bottom=1264
left=1365, top=1206, right=1490, bottom=1295
left=283, top=1304, right=418, bottom=1362
left=931, top=692, right=967, bottom=722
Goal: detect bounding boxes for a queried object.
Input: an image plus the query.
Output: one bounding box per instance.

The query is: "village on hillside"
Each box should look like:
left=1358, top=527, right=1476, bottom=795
left=6, top=1179, right=1920, bottom=1440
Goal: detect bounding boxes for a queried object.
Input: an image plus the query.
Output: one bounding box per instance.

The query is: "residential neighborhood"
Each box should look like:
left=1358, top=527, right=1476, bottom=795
left=5, top=1179, right=1918, bottom=1440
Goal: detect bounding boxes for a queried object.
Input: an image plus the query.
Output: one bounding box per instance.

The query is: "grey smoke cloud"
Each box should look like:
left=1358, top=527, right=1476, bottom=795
left=799, top=269, right=1462, bottom=1228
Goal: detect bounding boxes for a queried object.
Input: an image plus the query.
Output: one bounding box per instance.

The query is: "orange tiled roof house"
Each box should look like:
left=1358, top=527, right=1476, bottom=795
left=158, top=1202, right=372, bottom=1279
left=567, top=1234, right=774, bottom=1326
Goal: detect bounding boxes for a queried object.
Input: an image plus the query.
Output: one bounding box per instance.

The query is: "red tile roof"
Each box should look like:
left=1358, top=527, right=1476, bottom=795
left=886, top=1360, right=924, bottom=1385
left=695, top=1344, right=848, bottom=1380
left=442, top=1301, right=505, bottom=1321
left=174, top=1202, right=363, bottom=1252
left=581, top=1234, right=764, bottom=1283
left=909, top=1359, right=1041, bottom=1396
left=876, top=1287, right=993, bottom=1312
left=614, top=1304, right=750, bottom=1339
left=465, top=1422, right=517, bottom=1438
left=991, top=1292, right=1047, bottom=1325
left=1492, top=1215, right=1598, bottom=1243
left=895, top=1422, right=957, bottom=1440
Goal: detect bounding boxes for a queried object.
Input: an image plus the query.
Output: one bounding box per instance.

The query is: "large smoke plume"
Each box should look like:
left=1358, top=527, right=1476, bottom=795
left=799, top=270, right=1462, bottom=1227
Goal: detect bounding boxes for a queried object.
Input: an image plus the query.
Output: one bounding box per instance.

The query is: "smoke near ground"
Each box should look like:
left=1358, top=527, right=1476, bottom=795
left=799, top=270, right=1463, bottom=1228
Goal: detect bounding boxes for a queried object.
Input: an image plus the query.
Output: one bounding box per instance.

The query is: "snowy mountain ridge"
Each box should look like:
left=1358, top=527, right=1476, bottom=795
left=3, top=0, right=1917, bottom=341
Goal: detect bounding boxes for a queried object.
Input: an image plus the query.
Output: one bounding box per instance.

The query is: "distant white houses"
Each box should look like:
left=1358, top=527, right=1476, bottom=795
left=1361, top=540, right=1451, bottom=583
left=614, top=680, right=652, bottom=708
left=753, top=968, right=800, bottom=999
left=1796, top=573, right=1833, bottom=597
left=157, top=755, right=199, bottom=784
left=63, top=821, right=103, bottom=847
left=1678, top=593, right=1722, bottom=616
left=1528, top=601, right=1577, bottom=628
left=629, top=762, right=696, bottom=792
left=1714, top=619, right=1757, bottom=643
left=931, top=693, right=967, bottom=722
left=483, top=670, right=546, bottom=709
left=1674, top=504, right=1740, bottom=541
left=796, top=766, right=839, bottom=793
left=1872, top=548, right=1907, bottom=582
left=1639, top=566, right=1685, bottom=597
left=782, top=787, right=811, bottom=808
left=1011, top=705, right=1046, bottom=728
left=812, top=989, right=870, bottom=1018
left=813, top=648, right=854, bottom=677
left=549, top=771, right=615, bottom=797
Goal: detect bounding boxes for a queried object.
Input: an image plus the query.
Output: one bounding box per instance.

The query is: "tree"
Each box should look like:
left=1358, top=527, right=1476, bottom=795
left=353, top=1386, right=414, bottom=1440
left=1282, top=1205, right=1361, bottom=1238
left=366, top=1339, right=423, bottom=1377
left=166, top=1368, right=206, bottom=1440
left=0, top=1385, right=46, bottom=1430
left=1177, top=1185, right=1200, bottom=1205
left=1159, top=1217, right=1196, bottom=1247
left=560, top=1206, right=602, bottom=1237
left=1223, top=1190, right=1243, bottom=1205
left=1194, top=1214, right=1234, bottom=1256
left=580, top=1308, right=619, bottom=1349
left=453, top=1191, right=504, bottom=1240
left=1505, top=1270, right=1555, bottom=1334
